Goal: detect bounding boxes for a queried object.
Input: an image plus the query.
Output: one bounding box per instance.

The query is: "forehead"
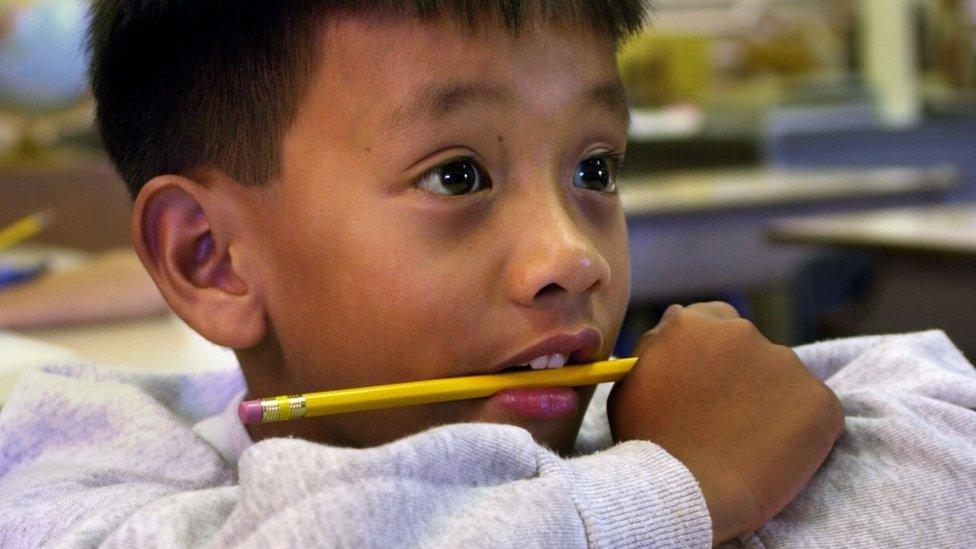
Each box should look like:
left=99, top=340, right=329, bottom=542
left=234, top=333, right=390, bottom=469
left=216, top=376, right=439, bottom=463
left=294, top=14, right=623, bottom=144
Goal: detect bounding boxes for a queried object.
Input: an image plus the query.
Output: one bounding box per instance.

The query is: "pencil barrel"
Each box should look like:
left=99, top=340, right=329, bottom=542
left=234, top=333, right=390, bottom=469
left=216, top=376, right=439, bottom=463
left=301, top=359, right=635, bottom=418
left=246, top=358, right=637, bottom=423
left=0, top=211, right=51, bottom=251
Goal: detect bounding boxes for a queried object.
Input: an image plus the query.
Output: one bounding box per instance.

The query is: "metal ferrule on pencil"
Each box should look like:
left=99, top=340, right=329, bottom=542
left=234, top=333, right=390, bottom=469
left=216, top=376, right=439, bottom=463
left=261, top=395, right=308, bottom=422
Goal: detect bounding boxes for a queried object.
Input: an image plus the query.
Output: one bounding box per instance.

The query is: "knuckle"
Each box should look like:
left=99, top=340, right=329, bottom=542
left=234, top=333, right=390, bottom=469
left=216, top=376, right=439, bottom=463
left=813, top=382, right=837, bottom=407
left=822, top=386, right=845, bottom=432
left=804, top=381, right=844, bottom=431
left=687, top=300, right=741, bottom=320
left=727, top=317, right=760, bottom=338
left=710, top=301, right=741, bottom=317
left=772, top=344, right=802, bottom=365
left=659, top=307, right=689, bottom=332
left=633, top=331, right=659, bottom=356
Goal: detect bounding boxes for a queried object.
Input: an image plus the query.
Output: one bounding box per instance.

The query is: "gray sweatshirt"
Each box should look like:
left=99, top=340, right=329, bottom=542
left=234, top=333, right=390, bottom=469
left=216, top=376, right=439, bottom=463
left=0, top=330, right=974, bottom=548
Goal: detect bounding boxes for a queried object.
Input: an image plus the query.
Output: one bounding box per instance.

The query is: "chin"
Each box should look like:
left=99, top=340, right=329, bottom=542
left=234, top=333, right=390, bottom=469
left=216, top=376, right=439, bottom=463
left=521, top=419, right=586, bottom=455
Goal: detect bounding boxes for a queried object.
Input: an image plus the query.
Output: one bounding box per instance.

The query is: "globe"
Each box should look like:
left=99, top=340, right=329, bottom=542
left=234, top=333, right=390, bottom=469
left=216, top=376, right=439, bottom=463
left=0, top=0, right=89, bottom=113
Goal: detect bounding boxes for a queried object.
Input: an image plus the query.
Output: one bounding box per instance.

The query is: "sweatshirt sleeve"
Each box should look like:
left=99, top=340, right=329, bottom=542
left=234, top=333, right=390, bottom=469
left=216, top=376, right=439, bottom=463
left=0, top=370, right=711, bottom=548
left=744, top=330, right=976, bottom=547
left=194, top=427, right=711, bottom=548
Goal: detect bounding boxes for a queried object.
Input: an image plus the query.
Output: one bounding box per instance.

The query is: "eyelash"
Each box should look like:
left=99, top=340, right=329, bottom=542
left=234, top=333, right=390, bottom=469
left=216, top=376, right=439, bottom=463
left=590, top=150, right=625, bottom=176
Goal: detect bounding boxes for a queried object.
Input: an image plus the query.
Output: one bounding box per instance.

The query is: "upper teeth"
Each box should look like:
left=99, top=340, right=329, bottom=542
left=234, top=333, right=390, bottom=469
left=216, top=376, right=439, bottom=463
left=526, top=353, right=567, bottom=370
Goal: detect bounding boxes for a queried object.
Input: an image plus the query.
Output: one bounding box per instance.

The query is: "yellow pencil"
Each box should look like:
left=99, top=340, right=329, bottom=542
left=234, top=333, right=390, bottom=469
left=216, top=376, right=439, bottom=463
left=239, top=357, right=637, bottom=423
left=0, top=210, right=53, bottom=253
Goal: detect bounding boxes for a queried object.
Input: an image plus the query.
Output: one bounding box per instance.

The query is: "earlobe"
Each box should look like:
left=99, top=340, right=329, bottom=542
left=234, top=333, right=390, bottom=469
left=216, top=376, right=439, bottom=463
left=132, top=175, right=266, bottom=349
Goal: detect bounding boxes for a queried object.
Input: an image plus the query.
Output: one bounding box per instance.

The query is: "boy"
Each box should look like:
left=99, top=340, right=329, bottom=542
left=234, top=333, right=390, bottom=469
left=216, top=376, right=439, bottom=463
left=1, top=1, right=974, bottom=546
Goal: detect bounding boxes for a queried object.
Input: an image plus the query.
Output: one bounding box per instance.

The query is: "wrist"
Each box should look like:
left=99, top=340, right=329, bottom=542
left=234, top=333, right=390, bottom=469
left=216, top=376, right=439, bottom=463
left=668, top=449, right=762, bottom=544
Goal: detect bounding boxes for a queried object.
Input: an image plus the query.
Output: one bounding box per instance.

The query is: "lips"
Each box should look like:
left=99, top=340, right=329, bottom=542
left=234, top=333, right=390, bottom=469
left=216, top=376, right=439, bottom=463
left=493, top=387, right=579, bottom=419
left=494, top=328, right=602, bottom=373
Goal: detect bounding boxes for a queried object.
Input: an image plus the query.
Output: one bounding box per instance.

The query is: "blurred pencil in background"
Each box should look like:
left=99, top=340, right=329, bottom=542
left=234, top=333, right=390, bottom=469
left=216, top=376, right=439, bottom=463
left=0, top=210, right=54, bottom=253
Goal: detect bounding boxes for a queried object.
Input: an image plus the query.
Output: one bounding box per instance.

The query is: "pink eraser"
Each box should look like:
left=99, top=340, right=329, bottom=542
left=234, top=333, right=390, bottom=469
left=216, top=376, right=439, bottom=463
left=238, top=400, right=263, bottom=424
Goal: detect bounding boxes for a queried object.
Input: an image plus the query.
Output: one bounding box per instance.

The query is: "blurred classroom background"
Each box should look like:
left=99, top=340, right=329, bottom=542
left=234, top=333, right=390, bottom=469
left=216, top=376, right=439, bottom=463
left=1, top=0, right=975, bottom=389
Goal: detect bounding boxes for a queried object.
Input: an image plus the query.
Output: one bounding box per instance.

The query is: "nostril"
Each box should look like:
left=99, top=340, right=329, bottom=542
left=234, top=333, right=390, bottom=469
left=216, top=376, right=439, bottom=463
left=584, top=278, right=602, bottom=294
left=534, top=283, right=564, bottom=300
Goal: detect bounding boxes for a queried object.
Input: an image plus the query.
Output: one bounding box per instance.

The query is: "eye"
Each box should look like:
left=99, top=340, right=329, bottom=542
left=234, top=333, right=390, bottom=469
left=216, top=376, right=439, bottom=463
left=573, top=152, right=621, bottom=193
left=416, top=157, right=491, bottom=196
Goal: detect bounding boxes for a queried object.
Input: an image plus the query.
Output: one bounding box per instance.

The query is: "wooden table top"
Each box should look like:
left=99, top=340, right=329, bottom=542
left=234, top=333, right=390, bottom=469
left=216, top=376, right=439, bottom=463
left=620, top=167, right=959, bottom=216
left=767, top=203, right=976, bottom=256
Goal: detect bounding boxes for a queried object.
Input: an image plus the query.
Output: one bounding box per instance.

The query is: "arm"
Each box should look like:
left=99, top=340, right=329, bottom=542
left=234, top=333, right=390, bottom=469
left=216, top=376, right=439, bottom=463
left=109, top=429, right=710, bottom=548
left=0, top=369, right=711, bottom=548
left=746, top=330, right=976, bottom=547
left=0, top=248, right=168, bottom=329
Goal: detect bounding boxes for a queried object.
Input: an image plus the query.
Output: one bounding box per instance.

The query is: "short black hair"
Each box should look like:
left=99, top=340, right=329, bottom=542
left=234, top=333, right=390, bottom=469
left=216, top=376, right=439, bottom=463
left=88, top=1, right=648, bottom=198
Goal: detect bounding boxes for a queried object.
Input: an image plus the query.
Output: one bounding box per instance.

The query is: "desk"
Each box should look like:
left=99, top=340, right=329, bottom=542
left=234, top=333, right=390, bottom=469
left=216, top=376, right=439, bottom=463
left=768, top=204, right=976, bottom=359
left=0, top=159, right=131, bottom=252
left=0, top=245, right=238, bottom=404
left=621, top=167, right=959, bottom=301
left=16, top=313, right=239, bottom=373
left=768, top=204, right=976, bottom=255
left=0, top=314, right=239, bottom=405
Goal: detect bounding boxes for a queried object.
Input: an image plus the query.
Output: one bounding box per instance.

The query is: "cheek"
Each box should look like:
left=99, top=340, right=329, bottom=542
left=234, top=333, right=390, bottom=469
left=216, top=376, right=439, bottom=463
left=360, top=249, right=493, bottom=359
left=592, top=210, right=632, bottom=329
left=260, top=210, right=489, bottom=385
left=580, top=197, right=630, bottom=286
left=608, top=217, right=631, bottom=299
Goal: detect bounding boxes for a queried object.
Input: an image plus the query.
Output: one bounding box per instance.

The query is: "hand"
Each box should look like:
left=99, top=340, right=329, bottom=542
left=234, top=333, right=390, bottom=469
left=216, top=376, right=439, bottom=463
left=608, top=302, right=843, bottom=544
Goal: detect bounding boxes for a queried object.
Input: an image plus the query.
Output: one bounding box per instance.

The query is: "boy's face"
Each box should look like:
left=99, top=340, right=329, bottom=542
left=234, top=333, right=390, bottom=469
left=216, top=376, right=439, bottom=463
left=236, top=15, right=631, bottom=452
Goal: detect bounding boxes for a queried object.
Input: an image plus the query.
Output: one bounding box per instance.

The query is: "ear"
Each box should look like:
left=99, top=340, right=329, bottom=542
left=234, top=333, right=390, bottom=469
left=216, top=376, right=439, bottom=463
left=132, top=174, right=266, bottom=348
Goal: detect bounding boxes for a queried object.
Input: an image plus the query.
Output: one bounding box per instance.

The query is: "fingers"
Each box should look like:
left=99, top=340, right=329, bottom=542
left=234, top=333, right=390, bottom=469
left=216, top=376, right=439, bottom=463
left=632, top=304, right=680, bottom=356
left=684, top=301, right=741, bottom=320
left=633, top=301, right=742, bottom=357
left=654, top=304, right=684, bottom=331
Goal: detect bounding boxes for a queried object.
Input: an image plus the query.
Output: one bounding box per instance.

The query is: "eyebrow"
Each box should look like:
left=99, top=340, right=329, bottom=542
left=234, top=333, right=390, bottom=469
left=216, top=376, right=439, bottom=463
left=585, top=79, right=630, bottom=129
left=386, top=78, right=630, bottom=133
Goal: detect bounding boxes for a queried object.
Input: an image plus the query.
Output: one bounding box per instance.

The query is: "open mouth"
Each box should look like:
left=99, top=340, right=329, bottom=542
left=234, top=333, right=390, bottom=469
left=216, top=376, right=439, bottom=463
left=494, top=329, right=602, bottom=375
left=498, top=353, right=569, bottom=373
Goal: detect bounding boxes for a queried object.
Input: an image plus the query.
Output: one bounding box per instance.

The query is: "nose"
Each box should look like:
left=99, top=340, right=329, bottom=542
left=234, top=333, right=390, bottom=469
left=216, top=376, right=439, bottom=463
left=506, top=199, right=612, bottom=307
